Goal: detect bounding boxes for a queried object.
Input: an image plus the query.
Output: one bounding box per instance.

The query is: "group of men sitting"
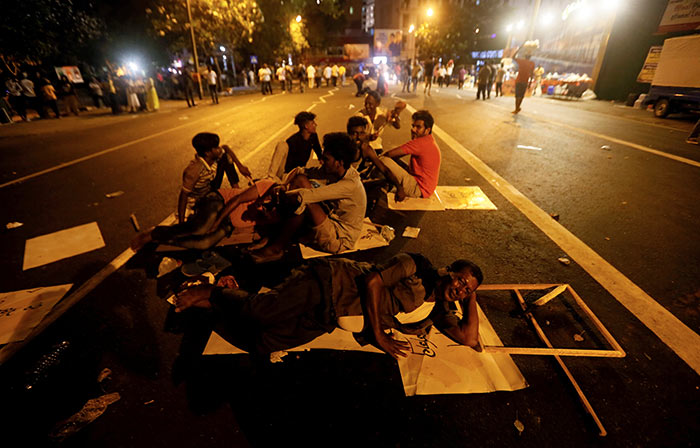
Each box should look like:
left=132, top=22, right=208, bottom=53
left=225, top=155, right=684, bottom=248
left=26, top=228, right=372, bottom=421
left=132, top=92, right=484, bottom=360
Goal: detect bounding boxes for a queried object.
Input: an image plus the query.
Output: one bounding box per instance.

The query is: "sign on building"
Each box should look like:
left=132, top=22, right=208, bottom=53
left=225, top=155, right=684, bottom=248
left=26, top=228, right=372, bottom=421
left=657, top=0, right=700, bottom=33
left=636, top=46, right=663, bottom=83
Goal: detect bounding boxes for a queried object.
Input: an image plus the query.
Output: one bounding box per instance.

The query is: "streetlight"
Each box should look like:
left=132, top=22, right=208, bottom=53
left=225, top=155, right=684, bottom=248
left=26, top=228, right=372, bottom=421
left=426, top=7, right=434, bottom=17
left=408, top=24, right=415, bottom=33
left=296, top=15, right=302, bottom=23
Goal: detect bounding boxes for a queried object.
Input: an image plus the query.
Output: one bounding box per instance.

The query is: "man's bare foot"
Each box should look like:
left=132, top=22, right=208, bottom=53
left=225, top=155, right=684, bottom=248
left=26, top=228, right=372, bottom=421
left=512, top=108, right=521, bottom=114
left=174, top=285, right=213, bottom=312
left=130, top=228, right=154, bottom=252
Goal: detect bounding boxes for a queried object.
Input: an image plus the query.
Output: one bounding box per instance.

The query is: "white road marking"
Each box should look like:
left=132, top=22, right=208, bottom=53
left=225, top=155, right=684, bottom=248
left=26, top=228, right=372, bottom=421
left=405, top=102, right=700, bottom=375
left=0, top=95, right=284, bottom=190
left=483, top=102, right=700, bottom=168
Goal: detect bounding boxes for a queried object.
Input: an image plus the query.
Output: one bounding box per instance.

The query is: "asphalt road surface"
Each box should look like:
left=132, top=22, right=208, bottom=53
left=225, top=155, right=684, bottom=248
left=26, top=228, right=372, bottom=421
left=0, top=83, right=698, bottom=447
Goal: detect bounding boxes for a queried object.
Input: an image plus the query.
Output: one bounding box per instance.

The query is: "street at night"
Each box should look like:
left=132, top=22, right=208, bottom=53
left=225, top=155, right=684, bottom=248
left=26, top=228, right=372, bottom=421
left=1, top=0, right=699, bottom=447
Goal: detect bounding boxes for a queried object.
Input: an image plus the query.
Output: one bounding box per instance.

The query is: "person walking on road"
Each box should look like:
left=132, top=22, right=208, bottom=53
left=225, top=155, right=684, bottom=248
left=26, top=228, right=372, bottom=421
left=411, top=62, right=421, bottom=93
left=5, top=77, right=26, bottom=121
left=494, top=63, right=506, bottom=97
left=306, top=64, right=316, bottom=89
left=445, top=60, right=454, bottom=88
left=89, top=77, right=104, bottom=108
left=181, top=68, right=197, bottom=107
left=21, top=73, right=37, bottom=118
left=323, top=64, right=332, bottom=87
left=458, top=66, right=467, bottom=90
left=146, top=78, right=160, bottom=111
left=339, top=65, right=346, bottom=86
left=512, top=46, right=535, bottom=114
left=331, top=64, right=339, bottom=86
left=59, top=75, right=80, bottom=115
left=476, top=64, right=492, bottom=100
left=41, top=78, right=60, bottom=118
left=259, top=64, right=272, bottom=95
left=207, top=66, right=219, bottom=104
left=423, top=58, right=435, bottom=96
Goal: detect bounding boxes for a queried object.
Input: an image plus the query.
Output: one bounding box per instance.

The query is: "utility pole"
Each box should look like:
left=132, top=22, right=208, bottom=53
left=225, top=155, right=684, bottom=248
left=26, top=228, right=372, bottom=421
left=186, top=0, right=203, bottom=97
left=527, top=0, right=542, bottom=41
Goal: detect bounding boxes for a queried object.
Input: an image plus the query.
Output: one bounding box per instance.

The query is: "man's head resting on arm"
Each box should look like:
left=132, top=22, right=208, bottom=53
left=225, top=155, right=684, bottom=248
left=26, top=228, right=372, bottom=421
left=436, top=259, right=483, bottom=302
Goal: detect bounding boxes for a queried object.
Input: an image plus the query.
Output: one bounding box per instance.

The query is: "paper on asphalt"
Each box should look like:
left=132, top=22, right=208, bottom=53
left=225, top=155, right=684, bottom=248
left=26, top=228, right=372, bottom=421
left=387, top=192, right=445, bottom=211
left=299, top=218, right=390, bottom=259
left=0, top=284, right=73, bottom=344
left=23, top=222, right=105, bottom=270
left=435, top=186, right=498, bottom=210
left=202, top=303, right=527, bottom=396
left=397, top=304, right=527, bottom=395
left=387, top=186, right=497, bottom=211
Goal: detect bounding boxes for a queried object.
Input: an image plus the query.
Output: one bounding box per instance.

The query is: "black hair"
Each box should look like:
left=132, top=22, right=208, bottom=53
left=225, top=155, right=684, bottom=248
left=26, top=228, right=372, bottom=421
left=191, top=132, right=220, bottom=156
left=322, top=132, right=356, bottom=169
left=294, top=111, right=316, bottom=128
left=346, top=116, right=368, bottom=133
left=449, top=259, right=484, bottom=285
left=365, top=90, right=381, bottom=105
left=412, top=110, right=434, bottom=132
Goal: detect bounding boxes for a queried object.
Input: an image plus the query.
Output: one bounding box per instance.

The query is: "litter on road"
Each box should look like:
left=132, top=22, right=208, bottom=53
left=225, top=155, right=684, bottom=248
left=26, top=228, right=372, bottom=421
left=105, top=191, right=124, bottom=198
left=6, top=221, right=23, bottom=229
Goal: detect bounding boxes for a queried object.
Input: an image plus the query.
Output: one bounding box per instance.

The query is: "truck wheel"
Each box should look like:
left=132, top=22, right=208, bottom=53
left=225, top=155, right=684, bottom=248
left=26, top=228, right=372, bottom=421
left=654, top=99, right=670, bottom=118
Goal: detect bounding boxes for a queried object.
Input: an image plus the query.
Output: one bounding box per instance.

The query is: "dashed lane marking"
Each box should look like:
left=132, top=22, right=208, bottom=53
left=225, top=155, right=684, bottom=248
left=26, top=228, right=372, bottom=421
left=0, top=93, right=285, bottom=190
left=403, top=102, right=700, bottom=375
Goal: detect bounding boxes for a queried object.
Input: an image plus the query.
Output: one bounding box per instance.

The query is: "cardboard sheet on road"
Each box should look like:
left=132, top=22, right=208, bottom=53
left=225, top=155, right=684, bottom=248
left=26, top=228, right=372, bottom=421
left=23, top=222, right=105, bottom=270
left=203, top=303, right=527, bottom=396
left=299, top=218, right=390, bottom=259
left=388, top=186, right=497, bottom=211
left=0, top=284, right=73, bottom=344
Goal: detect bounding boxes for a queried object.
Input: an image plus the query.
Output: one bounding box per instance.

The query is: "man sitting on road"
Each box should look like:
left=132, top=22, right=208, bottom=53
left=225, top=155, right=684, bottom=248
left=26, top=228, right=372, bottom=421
left=353, top=90, right=402, bottom=153
left=177, top=133, right=251, bottom=224
left=360, top=110, right=441, bottom=201
left=173, top=252, right=484, bottom=359
left=252, top=132, right=366, bottom=262
left=131, top=178, right=279, bottom=251
left=267, top=111, right=323, bottom=181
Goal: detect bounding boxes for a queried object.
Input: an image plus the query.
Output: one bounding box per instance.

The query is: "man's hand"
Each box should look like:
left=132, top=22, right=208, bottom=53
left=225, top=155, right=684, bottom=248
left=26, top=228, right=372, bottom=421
left=376, top=332, right=410, bottom=359
left=238, top=164, right=252, bottom=178
left=395, top=186, right=407, bottom=202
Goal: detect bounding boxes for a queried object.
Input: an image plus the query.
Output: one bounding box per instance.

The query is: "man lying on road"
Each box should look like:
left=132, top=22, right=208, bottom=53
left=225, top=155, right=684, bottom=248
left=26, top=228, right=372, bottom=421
left=174, top=252, right=483, bottom=359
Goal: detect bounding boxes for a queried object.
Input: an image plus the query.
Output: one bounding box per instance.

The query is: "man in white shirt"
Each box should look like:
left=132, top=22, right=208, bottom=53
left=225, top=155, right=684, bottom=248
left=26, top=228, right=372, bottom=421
left=323, top=65, right=332, bottom=87
left=251, top=133, right=366, bottom=262
left=306, top=64, right=316, bottom=88
left=259, top=64, right=272, bottom=95
left=207, top=67, right=219, bottom=104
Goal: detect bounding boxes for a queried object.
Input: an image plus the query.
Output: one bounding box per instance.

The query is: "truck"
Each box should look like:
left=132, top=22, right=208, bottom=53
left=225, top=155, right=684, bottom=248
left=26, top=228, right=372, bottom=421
left=643, top=34, right=700, bottom=118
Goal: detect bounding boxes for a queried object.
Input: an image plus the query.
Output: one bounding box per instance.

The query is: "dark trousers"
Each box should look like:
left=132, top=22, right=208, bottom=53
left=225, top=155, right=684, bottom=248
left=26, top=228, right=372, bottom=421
left=209, top=84, right=218, bottom=104
left=495, top=82, right=503, bottom=97
left=184, top=86, right=196, bottom=106
left=45, top=99, right=60, bottom=117
left=151, top=192, right=230, bottom=249
left=210, top=261, right=334, bottom=355
left=261, top=81, right=272, bottom=95
left=477, top=83, right=488, bottom=100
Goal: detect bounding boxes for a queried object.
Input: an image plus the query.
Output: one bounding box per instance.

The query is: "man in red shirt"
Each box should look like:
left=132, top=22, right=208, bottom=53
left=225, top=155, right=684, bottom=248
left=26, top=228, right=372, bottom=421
left=360, top=110, right=441, bottom=201
left=513, top=46, right=535, bottom=114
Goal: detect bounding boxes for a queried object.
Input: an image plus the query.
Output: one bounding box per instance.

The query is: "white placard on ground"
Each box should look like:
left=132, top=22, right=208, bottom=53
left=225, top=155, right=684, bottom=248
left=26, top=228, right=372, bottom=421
left=23, top=222, right=105, bottom=270
left=0, top=284, right=73, bottom=344
left=299, top=218, right=390, bottom=259
left=202, top=303, right=527, bottom=396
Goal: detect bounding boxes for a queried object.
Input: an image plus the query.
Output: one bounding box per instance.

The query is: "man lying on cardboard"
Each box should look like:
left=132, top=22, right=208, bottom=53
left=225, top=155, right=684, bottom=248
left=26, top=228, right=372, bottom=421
left=173, top=252, right=483, bottom=359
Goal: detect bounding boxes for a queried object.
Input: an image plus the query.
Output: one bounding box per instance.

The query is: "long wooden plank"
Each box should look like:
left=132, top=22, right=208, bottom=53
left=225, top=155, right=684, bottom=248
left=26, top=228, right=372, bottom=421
left=514, top=289, right=607, bottom=436
left=482, top=346, right=625, bottom=357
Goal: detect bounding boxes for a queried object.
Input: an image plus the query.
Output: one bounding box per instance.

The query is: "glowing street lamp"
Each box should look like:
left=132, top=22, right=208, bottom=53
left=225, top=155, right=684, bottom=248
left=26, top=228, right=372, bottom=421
left=295, top=15, right=302, bottom=23
left=506, top=23, right=514, bottom=32
left=408, top=24, right=415, bottom=33
left=426, top=7, right=434, bottom=17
